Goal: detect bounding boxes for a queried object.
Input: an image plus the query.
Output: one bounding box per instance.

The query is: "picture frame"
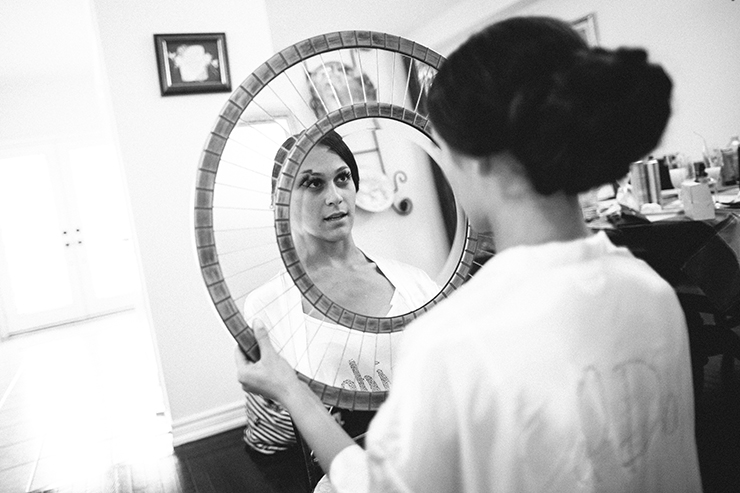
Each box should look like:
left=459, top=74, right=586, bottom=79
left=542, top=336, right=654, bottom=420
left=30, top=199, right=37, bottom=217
left=153, top=33, right=231, bottom=96
left=572, top=13, right=599, bottom=47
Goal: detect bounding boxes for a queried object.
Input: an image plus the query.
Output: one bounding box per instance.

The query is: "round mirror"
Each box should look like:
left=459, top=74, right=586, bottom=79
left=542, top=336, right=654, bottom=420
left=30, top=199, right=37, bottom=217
left=195, top=31, right=479, bottom=409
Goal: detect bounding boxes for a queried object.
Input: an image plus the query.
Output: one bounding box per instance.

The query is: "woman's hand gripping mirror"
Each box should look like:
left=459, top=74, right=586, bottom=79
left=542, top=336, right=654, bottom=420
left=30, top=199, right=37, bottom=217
left=235, top=319, right=299, bottom=404
left=234, top=319, right=358, bottom=475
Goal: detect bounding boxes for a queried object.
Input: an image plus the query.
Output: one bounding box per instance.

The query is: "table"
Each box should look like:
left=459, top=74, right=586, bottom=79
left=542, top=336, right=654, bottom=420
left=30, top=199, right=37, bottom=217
left=599, top=204, right=740, bottom=397
left=604, top=209, right=740, bottom=320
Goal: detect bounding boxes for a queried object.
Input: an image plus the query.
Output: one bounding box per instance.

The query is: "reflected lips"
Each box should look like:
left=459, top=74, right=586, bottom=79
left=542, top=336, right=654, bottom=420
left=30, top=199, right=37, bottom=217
left=324, top=212, right=347, bottom=222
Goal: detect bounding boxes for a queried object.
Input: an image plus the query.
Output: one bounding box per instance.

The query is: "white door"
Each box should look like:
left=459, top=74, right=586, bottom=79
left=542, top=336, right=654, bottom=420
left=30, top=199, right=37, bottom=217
left=0, top=140, right=139, bottom=336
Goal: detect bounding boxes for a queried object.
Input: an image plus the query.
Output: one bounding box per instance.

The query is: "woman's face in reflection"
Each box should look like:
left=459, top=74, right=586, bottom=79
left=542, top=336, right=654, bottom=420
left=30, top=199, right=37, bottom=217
left=291, top=146, right=356, bottom=242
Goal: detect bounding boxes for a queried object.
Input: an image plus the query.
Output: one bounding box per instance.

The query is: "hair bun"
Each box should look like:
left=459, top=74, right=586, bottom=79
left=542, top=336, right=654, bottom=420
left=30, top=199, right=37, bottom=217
left=428, top=17, right=673, bottom=197
left=514, top=46, right=673, bottom=195
left=614, top=47, right=647, bottom=66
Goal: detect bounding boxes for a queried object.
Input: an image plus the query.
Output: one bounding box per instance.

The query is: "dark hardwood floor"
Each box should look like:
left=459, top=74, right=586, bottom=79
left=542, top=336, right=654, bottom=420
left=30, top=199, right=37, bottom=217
left=89, top=427, right=310, bottom=493
left=695, top=350, right=740, bottom=493
left=1, top=312, right=738, bottom=492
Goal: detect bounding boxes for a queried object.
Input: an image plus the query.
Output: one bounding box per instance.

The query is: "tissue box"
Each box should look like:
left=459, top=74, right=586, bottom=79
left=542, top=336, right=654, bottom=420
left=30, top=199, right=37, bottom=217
left=681, top=182, right=715, bottom=220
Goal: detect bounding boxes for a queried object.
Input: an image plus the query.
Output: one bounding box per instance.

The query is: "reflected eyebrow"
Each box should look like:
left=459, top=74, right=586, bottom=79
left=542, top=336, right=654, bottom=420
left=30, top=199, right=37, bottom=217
left=332, top=166, right=351, bottom=177
left=298, top=166, right=349, bottom=177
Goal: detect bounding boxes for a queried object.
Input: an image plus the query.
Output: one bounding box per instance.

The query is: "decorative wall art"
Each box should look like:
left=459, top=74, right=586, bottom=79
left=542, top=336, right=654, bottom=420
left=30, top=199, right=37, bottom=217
left=154, top=33, right=231, bottom=96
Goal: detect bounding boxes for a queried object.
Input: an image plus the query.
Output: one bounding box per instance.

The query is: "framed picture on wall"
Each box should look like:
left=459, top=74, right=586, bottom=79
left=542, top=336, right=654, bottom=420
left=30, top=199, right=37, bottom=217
left=572, top=13, right=599, bottom=47
left=153, top=33, right=231, bottom=96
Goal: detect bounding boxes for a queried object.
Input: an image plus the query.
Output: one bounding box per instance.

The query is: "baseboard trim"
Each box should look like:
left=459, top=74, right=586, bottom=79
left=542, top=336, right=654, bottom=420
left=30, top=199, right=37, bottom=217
left=172, top=400, right=246, bottom=447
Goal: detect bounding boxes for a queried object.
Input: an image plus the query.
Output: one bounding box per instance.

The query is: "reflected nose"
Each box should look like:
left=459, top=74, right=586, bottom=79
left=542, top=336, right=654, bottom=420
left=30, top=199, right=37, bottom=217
left=324, top=183, right=343, bottom=206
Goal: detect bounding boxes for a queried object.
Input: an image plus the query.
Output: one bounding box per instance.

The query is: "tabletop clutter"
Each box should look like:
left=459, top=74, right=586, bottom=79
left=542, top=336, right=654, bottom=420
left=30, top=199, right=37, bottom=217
left=583, top=134, right=740, bottom=223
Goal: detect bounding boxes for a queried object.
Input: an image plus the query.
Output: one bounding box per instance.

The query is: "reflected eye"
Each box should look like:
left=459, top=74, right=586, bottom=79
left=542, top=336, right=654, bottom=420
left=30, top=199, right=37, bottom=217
left=335, top=171, right=352, bottom=186
left=300, top=176, right=323, bottom=189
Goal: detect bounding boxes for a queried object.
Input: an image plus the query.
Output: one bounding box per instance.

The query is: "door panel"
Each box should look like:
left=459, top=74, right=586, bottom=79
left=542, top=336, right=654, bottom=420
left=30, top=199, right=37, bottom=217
left=0, top=151, right=85, bottom=331
left=68, top=143, right=138, bottom=305
left=0, top=143, right=137, bottom=337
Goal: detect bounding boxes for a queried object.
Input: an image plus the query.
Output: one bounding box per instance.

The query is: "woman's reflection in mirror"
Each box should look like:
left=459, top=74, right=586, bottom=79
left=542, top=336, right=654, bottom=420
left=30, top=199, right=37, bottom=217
left=241, top=130, right=439, bottom=462
left=236, top=16, right=701, bottom=492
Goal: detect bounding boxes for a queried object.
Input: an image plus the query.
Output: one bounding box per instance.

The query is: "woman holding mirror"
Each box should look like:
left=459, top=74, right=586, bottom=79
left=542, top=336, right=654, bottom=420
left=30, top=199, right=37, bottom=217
left=237, top=16, right=701, bottom=492
left=242, top=130, right=440, bottom=457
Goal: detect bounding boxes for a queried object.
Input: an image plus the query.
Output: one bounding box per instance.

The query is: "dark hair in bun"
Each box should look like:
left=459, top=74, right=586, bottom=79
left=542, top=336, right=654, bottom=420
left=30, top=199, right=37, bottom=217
left=428, top=16, right=673, bottom=195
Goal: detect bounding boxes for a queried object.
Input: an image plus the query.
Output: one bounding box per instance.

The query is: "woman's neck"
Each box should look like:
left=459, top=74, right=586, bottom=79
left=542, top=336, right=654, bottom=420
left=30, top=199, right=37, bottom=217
left=491, top=192, right=591, bottom=252
left=441, top=148, right=591, bottom=254
left=294, top=235, right=365, bottom=271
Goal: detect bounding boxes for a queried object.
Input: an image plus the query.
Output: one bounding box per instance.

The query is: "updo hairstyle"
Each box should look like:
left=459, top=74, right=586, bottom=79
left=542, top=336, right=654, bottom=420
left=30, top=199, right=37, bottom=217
left=427, top=16, right=673, bottom=196
left=271, top=130, right=360, bottom=196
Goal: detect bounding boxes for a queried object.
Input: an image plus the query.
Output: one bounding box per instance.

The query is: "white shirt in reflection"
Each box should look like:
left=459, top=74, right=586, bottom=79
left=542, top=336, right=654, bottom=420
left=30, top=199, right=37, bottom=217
left=243, top=254, right=440, bottom=389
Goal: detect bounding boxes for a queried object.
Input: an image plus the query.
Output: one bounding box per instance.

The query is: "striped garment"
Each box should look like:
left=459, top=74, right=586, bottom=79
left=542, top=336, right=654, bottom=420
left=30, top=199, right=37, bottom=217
left=243, top=392, right=375, bottom=455
left=243, top=392, right=297, bottom=454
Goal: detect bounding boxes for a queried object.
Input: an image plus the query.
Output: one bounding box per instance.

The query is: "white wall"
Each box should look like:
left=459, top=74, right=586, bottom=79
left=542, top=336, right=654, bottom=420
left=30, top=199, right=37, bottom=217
left=411, top=0, right=740, bottom=161
left=0, top=0, right=106, bottom=143
left=263, top=0, right=461, bottom=51
left=91, top=0, right=274, bottom=445
left=351, top=127, right=450, bottom=283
